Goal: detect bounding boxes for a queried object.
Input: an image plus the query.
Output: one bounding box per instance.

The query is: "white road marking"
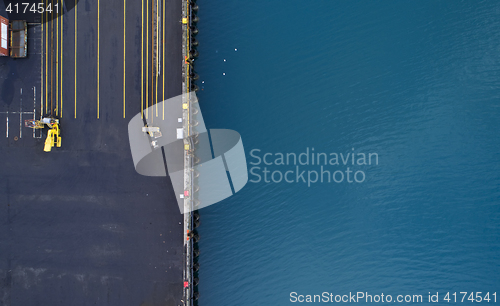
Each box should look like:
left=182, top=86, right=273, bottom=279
left=20, top=88, right=23, bottom=138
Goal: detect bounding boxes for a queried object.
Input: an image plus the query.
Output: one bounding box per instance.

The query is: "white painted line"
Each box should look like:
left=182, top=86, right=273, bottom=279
left=33, top=86, right=36, bottom=138
left=6, top=116, right=8, bottom=138
left=19, top=88, right=22, bottom=138
left=0, top=112, right=34, bottom=114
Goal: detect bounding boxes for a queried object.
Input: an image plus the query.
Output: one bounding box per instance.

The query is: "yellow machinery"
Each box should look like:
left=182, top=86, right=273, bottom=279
left=25, top=118, right=62, bottom=152
left=43, top=124, right=61, bottom=152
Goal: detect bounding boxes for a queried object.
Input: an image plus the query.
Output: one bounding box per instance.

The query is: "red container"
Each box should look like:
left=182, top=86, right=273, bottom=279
left=0, top=16, right=8, bottom=56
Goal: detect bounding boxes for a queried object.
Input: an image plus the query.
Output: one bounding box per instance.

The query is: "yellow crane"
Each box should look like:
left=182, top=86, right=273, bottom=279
left=25, top=118, right=62, bottom=152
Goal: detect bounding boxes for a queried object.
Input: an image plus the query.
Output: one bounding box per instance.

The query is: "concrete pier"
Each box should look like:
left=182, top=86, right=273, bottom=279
left=182, top=0, right=196, bottom=304
left=0, top=0, right=185, bottom=304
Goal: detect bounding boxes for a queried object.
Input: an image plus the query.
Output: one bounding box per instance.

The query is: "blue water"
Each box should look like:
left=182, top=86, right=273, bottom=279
left=194, top=1, right=500, bottom=305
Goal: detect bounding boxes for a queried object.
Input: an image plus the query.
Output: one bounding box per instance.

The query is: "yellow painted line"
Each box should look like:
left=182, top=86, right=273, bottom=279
left=56, top=1, right=59, bottom=116
left=74, top=0, right=77, bottom=118
left=41, top=5, right=44, bottom=117
left=45, top=0, right=48, bottom=115
left=146, top=0, right=148, bottom=119
left=155, top=0, right=158, bottom=118
left=97, top=0, right=100, bottom=119
left=151, top=0, right=154, bottom=122
left=141, top=0, right=144, bottom=119
left=162, top=0, right=165, bottom=121
left=123, top=0, right=126, bottom=119
left=60, top=9, right=63, bottom=118
left=51, top=1, right=54, bottom=116
left=156, top=0, right=159, bottom=74
left=186, top=3, right=190, bottom=136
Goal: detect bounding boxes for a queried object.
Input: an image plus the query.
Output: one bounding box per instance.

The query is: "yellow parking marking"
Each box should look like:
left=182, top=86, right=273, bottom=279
left=141, top=0, right=144, bottom=119
left=74, top=0, right=77, bottom=118
left=55, top=1, right=59, bottom=116
left=60, top=10, right=63, bottom=118
left=41, top=5, right=44, bottom=117
left=51, top=1, right=54, bottom=115
left=123, top=0, right=126, bottom=119
left=97, top=0, right=100, bottom=119
left=150, top=0, right=154, bottom=122
left=146, top=0, right=149, bottom=119
left=45, top=0, right=48, bottom=114
left=155, top=0, right=159, bottom=117
left=186, top=1, right=190, bottom=136
left=151, top=0, right=155, bottom=122
left=162, top=0, right=165, bottom=121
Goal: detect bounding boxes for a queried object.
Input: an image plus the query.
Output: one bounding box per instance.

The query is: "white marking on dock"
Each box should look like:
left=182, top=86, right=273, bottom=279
left=33, top=86, right=36, bottom=138
left=19, top=88, right=23, bottom=138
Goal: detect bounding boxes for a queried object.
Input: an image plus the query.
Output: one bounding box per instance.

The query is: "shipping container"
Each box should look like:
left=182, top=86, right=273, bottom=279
left=0, top=16, right=8, bottom=56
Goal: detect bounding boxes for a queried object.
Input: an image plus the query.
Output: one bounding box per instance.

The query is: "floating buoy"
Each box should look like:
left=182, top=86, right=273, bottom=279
left=193, top=262, right=200, bottom=271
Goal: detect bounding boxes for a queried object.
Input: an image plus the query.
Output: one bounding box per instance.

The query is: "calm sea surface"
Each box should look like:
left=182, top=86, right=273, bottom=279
left=194, top=1, right=500, bottom=305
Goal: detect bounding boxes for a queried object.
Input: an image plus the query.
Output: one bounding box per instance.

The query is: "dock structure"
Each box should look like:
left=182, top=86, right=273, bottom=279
left=0, top=0, right=186, bottom=304
left=182, top=0, right=196, bottom=305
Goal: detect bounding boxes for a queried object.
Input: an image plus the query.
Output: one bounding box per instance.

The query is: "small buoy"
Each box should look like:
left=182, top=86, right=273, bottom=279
left=223, top=59, right=226, bottom=62
left=222, top=73, right=225, bottom=76
left=235, top=48, right=237, bottom=51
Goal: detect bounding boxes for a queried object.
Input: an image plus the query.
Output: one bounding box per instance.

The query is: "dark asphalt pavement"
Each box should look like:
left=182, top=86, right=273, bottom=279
left=0, top=0, right=184, bottom=305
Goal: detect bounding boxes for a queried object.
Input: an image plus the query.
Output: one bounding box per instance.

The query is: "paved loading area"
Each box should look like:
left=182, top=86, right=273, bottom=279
left=0, top=0, right=183, bottom=305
